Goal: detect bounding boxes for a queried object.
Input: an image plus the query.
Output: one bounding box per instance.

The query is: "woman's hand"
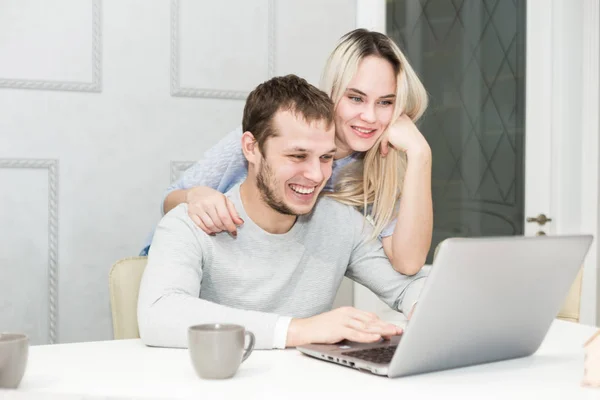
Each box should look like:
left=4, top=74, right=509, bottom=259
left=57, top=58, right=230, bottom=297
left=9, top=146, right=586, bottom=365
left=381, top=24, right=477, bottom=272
left=380, top=114, right=431, bottom=159
left=185, top=186, right=244, bottom=236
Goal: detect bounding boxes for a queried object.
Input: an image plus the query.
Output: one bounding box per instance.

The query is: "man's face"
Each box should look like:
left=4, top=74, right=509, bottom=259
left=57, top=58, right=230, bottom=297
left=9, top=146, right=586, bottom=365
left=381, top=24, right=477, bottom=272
left=255, top=110, right=336, bottom=216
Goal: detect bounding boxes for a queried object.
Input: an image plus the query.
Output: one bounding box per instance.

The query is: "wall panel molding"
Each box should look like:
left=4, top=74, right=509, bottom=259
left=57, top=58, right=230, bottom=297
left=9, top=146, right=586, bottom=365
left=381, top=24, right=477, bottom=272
left=170, top=161, right=195, bottom=183
left=170, top=0, right=275, bottom=99
left=0, top=159, right=59, bottom=343
left=0, top=0, right=102, bottom=93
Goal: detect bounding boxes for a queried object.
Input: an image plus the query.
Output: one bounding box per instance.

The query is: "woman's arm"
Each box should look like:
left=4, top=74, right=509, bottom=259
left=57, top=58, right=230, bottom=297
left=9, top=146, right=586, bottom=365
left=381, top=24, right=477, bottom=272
left=163, top=189, right=189, bottom=214
left=161, top=126, right=246, bottom=215
left=382, top=149, right=433, bottom=275
left=380, top=115, right=433, bottom=275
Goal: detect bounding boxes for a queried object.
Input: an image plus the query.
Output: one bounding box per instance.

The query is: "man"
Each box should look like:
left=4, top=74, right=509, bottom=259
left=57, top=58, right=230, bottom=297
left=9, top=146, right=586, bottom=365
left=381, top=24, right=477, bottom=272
left=137, top=75, right=427, bottom=350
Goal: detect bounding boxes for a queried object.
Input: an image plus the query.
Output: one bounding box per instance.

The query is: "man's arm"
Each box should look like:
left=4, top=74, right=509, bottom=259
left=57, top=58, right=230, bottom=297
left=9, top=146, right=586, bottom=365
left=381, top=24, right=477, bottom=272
left=137, top=205, right=282, bottom=349
left=345, top=208, right=428, bottom=315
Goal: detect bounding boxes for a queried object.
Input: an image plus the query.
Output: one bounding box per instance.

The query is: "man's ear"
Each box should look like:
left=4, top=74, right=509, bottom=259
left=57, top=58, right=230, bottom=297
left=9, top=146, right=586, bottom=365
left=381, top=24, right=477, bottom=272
left=241, top=131, right=261, bottom=165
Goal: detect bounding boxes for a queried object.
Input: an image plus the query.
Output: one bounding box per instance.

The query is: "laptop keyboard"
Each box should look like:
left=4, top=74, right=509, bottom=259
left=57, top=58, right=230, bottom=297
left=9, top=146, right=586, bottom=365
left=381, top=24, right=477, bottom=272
left=342, top=345, right=398, bottom=364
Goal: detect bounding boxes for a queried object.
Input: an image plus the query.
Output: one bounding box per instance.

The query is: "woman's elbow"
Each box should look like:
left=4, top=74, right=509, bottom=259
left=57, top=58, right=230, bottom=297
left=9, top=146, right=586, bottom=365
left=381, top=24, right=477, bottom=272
left=392, top=258, right=425, bottom=276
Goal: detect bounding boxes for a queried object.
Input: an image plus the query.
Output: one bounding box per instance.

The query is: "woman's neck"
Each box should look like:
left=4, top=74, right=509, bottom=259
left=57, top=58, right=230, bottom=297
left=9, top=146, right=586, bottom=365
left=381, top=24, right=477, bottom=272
left=334, top=137, right=353, bottom=160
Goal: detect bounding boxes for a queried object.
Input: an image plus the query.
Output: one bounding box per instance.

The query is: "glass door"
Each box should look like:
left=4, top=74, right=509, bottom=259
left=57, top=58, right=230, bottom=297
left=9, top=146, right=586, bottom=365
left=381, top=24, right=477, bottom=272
left=386, top=0, right=528, bottom=263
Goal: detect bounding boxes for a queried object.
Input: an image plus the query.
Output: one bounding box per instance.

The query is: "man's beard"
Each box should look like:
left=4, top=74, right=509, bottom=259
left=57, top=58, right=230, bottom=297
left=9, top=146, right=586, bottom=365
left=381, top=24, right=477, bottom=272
left=256, top=158, right=297, bottom=216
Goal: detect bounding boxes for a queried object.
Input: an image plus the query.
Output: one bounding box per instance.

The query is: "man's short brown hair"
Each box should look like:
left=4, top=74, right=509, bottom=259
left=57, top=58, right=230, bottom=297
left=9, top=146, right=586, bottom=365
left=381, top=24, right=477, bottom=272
left=242, top=74, right=334, bottom=154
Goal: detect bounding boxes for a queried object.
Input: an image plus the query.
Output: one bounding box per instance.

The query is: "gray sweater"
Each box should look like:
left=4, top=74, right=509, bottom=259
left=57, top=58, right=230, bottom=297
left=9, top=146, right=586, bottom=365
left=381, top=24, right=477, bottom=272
left=137, top=184, right=427, bottom=349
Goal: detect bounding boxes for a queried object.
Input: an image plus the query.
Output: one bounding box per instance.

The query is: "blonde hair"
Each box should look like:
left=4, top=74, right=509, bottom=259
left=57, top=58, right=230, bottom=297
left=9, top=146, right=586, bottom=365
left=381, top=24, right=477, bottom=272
left=320, top=29, right=428, bottom=239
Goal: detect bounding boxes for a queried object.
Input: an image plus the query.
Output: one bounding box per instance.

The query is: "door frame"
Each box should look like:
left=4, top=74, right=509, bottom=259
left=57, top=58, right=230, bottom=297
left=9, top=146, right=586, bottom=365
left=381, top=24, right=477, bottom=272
left=574, top=0, right=598, bottom=325
left=528, top=0, right=599, bottom=325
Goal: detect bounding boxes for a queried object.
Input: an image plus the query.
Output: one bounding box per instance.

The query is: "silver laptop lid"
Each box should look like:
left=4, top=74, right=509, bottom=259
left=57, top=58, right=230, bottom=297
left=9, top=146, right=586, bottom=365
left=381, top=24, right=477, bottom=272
left=389, top=234, right=592, bottom=378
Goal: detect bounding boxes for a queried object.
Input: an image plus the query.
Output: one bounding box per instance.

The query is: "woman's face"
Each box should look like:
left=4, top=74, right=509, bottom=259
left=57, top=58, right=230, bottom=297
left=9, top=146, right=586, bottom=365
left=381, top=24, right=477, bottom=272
left=334, top=55, right=397, bottom=158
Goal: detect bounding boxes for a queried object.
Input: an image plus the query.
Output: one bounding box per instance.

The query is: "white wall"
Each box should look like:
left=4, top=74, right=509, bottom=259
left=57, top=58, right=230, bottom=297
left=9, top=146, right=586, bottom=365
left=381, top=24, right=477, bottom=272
left=3, top=0, right=597, bottom=346
left=0, top=0, right=357, bottom=344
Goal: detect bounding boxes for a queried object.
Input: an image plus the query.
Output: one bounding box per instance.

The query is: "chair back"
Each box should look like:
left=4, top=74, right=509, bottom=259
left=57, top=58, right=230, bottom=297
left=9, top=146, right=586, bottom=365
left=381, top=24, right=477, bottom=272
left=557, top=268, right=583, bottom=322
left=109, top=256, right=148, bottom=339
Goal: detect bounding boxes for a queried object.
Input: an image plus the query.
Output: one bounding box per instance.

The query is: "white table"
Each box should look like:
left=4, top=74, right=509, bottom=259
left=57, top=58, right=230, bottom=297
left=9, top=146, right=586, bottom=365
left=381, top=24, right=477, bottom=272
left=3, top=320, right=600, bottom=399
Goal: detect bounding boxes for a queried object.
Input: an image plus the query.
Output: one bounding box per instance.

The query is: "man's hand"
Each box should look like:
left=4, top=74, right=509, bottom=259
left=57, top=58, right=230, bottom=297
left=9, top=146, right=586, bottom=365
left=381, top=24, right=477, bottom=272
left=185, top=186, right=244, bottom=236
left=286, top=307, right=403, bottom=347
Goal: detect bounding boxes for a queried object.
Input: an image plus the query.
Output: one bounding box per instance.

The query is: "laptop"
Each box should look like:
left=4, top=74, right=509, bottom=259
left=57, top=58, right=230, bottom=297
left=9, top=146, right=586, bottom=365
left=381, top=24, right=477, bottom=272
left=296, top=235, right=593, bottom=378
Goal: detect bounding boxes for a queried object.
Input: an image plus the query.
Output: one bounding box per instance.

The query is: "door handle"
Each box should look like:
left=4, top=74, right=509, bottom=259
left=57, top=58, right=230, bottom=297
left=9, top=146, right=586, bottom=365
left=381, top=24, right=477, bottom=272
left=526, top=213, right=553, bottom=226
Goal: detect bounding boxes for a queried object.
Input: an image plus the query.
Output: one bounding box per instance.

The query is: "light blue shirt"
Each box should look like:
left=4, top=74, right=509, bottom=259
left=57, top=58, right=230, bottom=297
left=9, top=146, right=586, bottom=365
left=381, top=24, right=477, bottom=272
left=140, top=126, right=398, bottom=254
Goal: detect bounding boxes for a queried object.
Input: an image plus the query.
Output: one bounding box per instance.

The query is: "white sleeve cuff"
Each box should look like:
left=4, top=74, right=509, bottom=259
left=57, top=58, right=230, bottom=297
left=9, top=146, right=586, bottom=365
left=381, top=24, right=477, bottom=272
left=273, top=316, right=292, bottom=349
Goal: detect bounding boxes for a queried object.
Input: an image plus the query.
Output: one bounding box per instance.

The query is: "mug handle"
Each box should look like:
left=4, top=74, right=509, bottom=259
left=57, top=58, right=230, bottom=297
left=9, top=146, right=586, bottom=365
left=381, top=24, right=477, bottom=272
left=242, top=331, right=255, bottom=363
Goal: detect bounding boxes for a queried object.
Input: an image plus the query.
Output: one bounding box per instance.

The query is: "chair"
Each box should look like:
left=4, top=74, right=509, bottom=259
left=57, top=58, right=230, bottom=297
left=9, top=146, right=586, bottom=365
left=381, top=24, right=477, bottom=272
left=109, top=256, right=148, bottom=339
left=433, top=240, right=583, bottom=323
left=556, top=268, right=584, bottom=322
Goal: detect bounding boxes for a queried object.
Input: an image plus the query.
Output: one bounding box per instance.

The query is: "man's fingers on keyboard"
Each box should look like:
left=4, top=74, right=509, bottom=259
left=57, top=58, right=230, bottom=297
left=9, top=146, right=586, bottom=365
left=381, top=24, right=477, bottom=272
left=347, top=318, right=368, bottom=332
left=350, top=310, right=380, bottom=323
left=344, top=328, right=381, bottom=343
left=363, top=320, right=400, bottom=333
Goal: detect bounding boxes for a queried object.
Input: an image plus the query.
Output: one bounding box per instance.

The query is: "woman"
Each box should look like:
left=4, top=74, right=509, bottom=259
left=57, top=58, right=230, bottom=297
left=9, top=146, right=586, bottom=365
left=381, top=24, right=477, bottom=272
left=144, top=29, right=433, bottom=275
